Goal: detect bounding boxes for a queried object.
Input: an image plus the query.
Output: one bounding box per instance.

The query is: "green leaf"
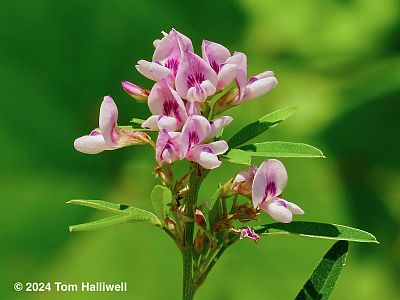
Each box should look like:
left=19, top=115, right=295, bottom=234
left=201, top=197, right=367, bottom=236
left=254, top=221, right=378, bottom=243
left=222, top=149, right=251, bottom=165
left=295, top=241, right=349, bottom=300
left=69, top=214, right=144, bottom=232
left=239, top=141, right=325, bottom=158
left=130, top=118, right=145, bottom=125
left=151, top=185, right=172, bottom=222
left=67, top=199, right=161, bottom=227
left=227, top=106, right=299, bottom=148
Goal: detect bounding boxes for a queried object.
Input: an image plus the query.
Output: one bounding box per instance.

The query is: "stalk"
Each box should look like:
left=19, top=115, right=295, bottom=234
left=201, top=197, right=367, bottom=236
left=182, top=165, right=202, bottom=300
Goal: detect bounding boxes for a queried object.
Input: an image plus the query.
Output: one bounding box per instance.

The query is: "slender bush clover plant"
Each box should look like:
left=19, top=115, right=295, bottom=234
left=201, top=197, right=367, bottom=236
left=69, top=29, right=378, bottom=299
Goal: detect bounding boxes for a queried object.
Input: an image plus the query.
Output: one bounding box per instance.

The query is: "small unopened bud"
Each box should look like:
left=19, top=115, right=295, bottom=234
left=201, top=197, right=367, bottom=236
left=165, top=217, right=177, bottom=232
left=232, top=165, right=257, bottom=199
left=213, top=87, right=239, bottom=114
left=122, top=81, right=150, bottom=102
left=219, top=179, right=236, bottom=198
left=195, top=209, right=206, bottom=229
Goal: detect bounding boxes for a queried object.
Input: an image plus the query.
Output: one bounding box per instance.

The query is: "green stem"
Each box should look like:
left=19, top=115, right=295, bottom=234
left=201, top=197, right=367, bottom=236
left=182, top=166, right=202, bottom=300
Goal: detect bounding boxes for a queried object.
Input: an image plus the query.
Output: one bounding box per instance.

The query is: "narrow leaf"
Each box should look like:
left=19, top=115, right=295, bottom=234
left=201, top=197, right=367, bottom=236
left=295, top=241, right=349, bottom=300
left=130, top=118, right=145, bottom=125
left=69, top=214, right=156, bottom=232
left=151, top=185, right=172, bottom=222
left=67, top=199, right=161, bottom=226
left=222, top=149, right=251, bottom=165
left=239, top=141, right=325, bottom=158
left=227, top=106, right=299, bottom=148
left=254, top=222, right=378, bottom=243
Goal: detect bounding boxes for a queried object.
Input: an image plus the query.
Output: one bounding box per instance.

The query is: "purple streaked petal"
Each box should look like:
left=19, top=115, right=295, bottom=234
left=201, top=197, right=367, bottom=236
left=252, top=159, right=288, bottom=208
left=260, top=199, right=293, bottom=223
left=187, top=145, right=222, bottom=169
left=99, top=96, right=118, bottom=146
left=152, top=29, right=193, bottom=76
left=175, top=51, right=217, bottom=101
left=181, top=115, right=212, bottom=156
left=155, top=130, right=182, bottom=164
left=74, top=133, right=113, bottom=154
left=243, top=76, right=278, bottom=102
left=135, top=60, right=172, bottom=81
left=216, top=63, right=237, bottom=90
left=148, top=80, right=187, bottom=124
left=209, top=116, right=233, bottom=138
left=201, top=40, right=231, bottom=73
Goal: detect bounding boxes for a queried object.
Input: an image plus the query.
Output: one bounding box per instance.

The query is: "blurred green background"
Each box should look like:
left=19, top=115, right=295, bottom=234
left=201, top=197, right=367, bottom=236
left=1, top=0, right=399, bottom=299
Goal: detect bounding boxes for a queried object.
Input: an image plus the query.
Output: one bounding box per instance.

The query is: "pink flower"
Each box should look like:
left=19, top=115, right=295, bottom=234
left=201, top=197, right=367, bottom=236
left=215, top=53, right=278, bottom=112
left=136, top=29, right=193, bottom=81
left=141, top=80, right=188, bottom=131
left=175, top=51, right=218, bottom=102
left=252, top=159, right=304, bottom=223
left=155, top=129, right=182, bottom=164
left=121, top=81, right=150, bottom=101
left=232, top=165, right=258, bottom=198
left=181, top=115, right=232, bottom=169
left=201, top=40, right=238, bottom=91
left=239, top=227, right=260, bottom=243
left=74, top=96, right=150, bottom=154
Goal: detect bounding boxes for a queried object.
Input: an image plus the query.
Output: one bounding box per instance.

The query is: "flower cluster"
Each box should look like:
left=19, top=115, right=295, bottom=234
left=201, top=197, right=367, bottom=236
left=74, top=29, right=277, bottom=169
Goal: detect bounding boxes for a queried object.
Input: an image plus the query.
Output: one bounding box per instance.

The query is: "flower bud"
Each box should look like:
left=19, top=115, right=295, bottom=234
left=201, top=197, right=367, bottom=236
left=239, top=227, right=260, bottom=243
left=232, top=165, right=257, bottom=199
left=195, top=209, right=206, bottom=229
left=121, top=81, right=150, bottom=102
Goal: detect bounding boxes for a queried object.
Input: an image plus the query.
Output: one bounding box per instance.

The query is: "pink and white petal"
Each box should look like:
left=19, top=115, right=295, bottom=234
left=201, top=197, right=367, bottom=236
left=74, top=131, right=113, bottom=154
left=258, top=159, right=288, bottom=198
left=99, top=96, right=118, bottom=146
left=157, top=115, right=180, bottom=131
left=225, top=52, right=247, bottom=99
left=175, top=51, right=218, bottom=100
left=141, top=115, right=159, bottom=131
left=173, top=28, right=194, bottom=53
left=216, top=63, right=237, bottom=90
left=260, top=200, right=293, bottom=223
left=135, top=60, right=172, bottom=81
left=200, top=80, right=217, bottom=98
left=252, top=163, right=268, bottom=208
left=187, top=145, right=222, bottom=169
left=148, top=80, right=187, bottom=120
left=243, top=77, right=278, bottom=102
left=181, top=115, right=211, bottom=155
left=206, top=140, right=229, bottom=155
left=247, top=70, right=275, bottom=85
left=209, top=116, right=233, bottom=138
left=187, top=86, right=207, bottom=103
left=185, top=101, right=201, bottom=116
left=277, top=198, right=304, bottom=215
left=201, top=40, right=231, bottom=73
left=155, top=130, right=182, bottom=164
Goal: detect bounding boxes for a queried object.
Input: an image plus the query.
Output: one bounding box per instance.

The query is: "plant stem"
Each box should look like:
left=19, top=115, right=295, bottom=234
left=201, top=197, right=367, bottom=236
left=182, top=166, right=202, bottom=300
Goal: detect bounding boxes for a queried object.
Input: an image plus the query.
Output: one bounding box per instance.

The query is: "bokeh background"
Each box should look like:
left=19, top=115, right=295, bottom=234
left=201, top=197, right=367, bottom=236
left=1, top=0, right=399, bottom=299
